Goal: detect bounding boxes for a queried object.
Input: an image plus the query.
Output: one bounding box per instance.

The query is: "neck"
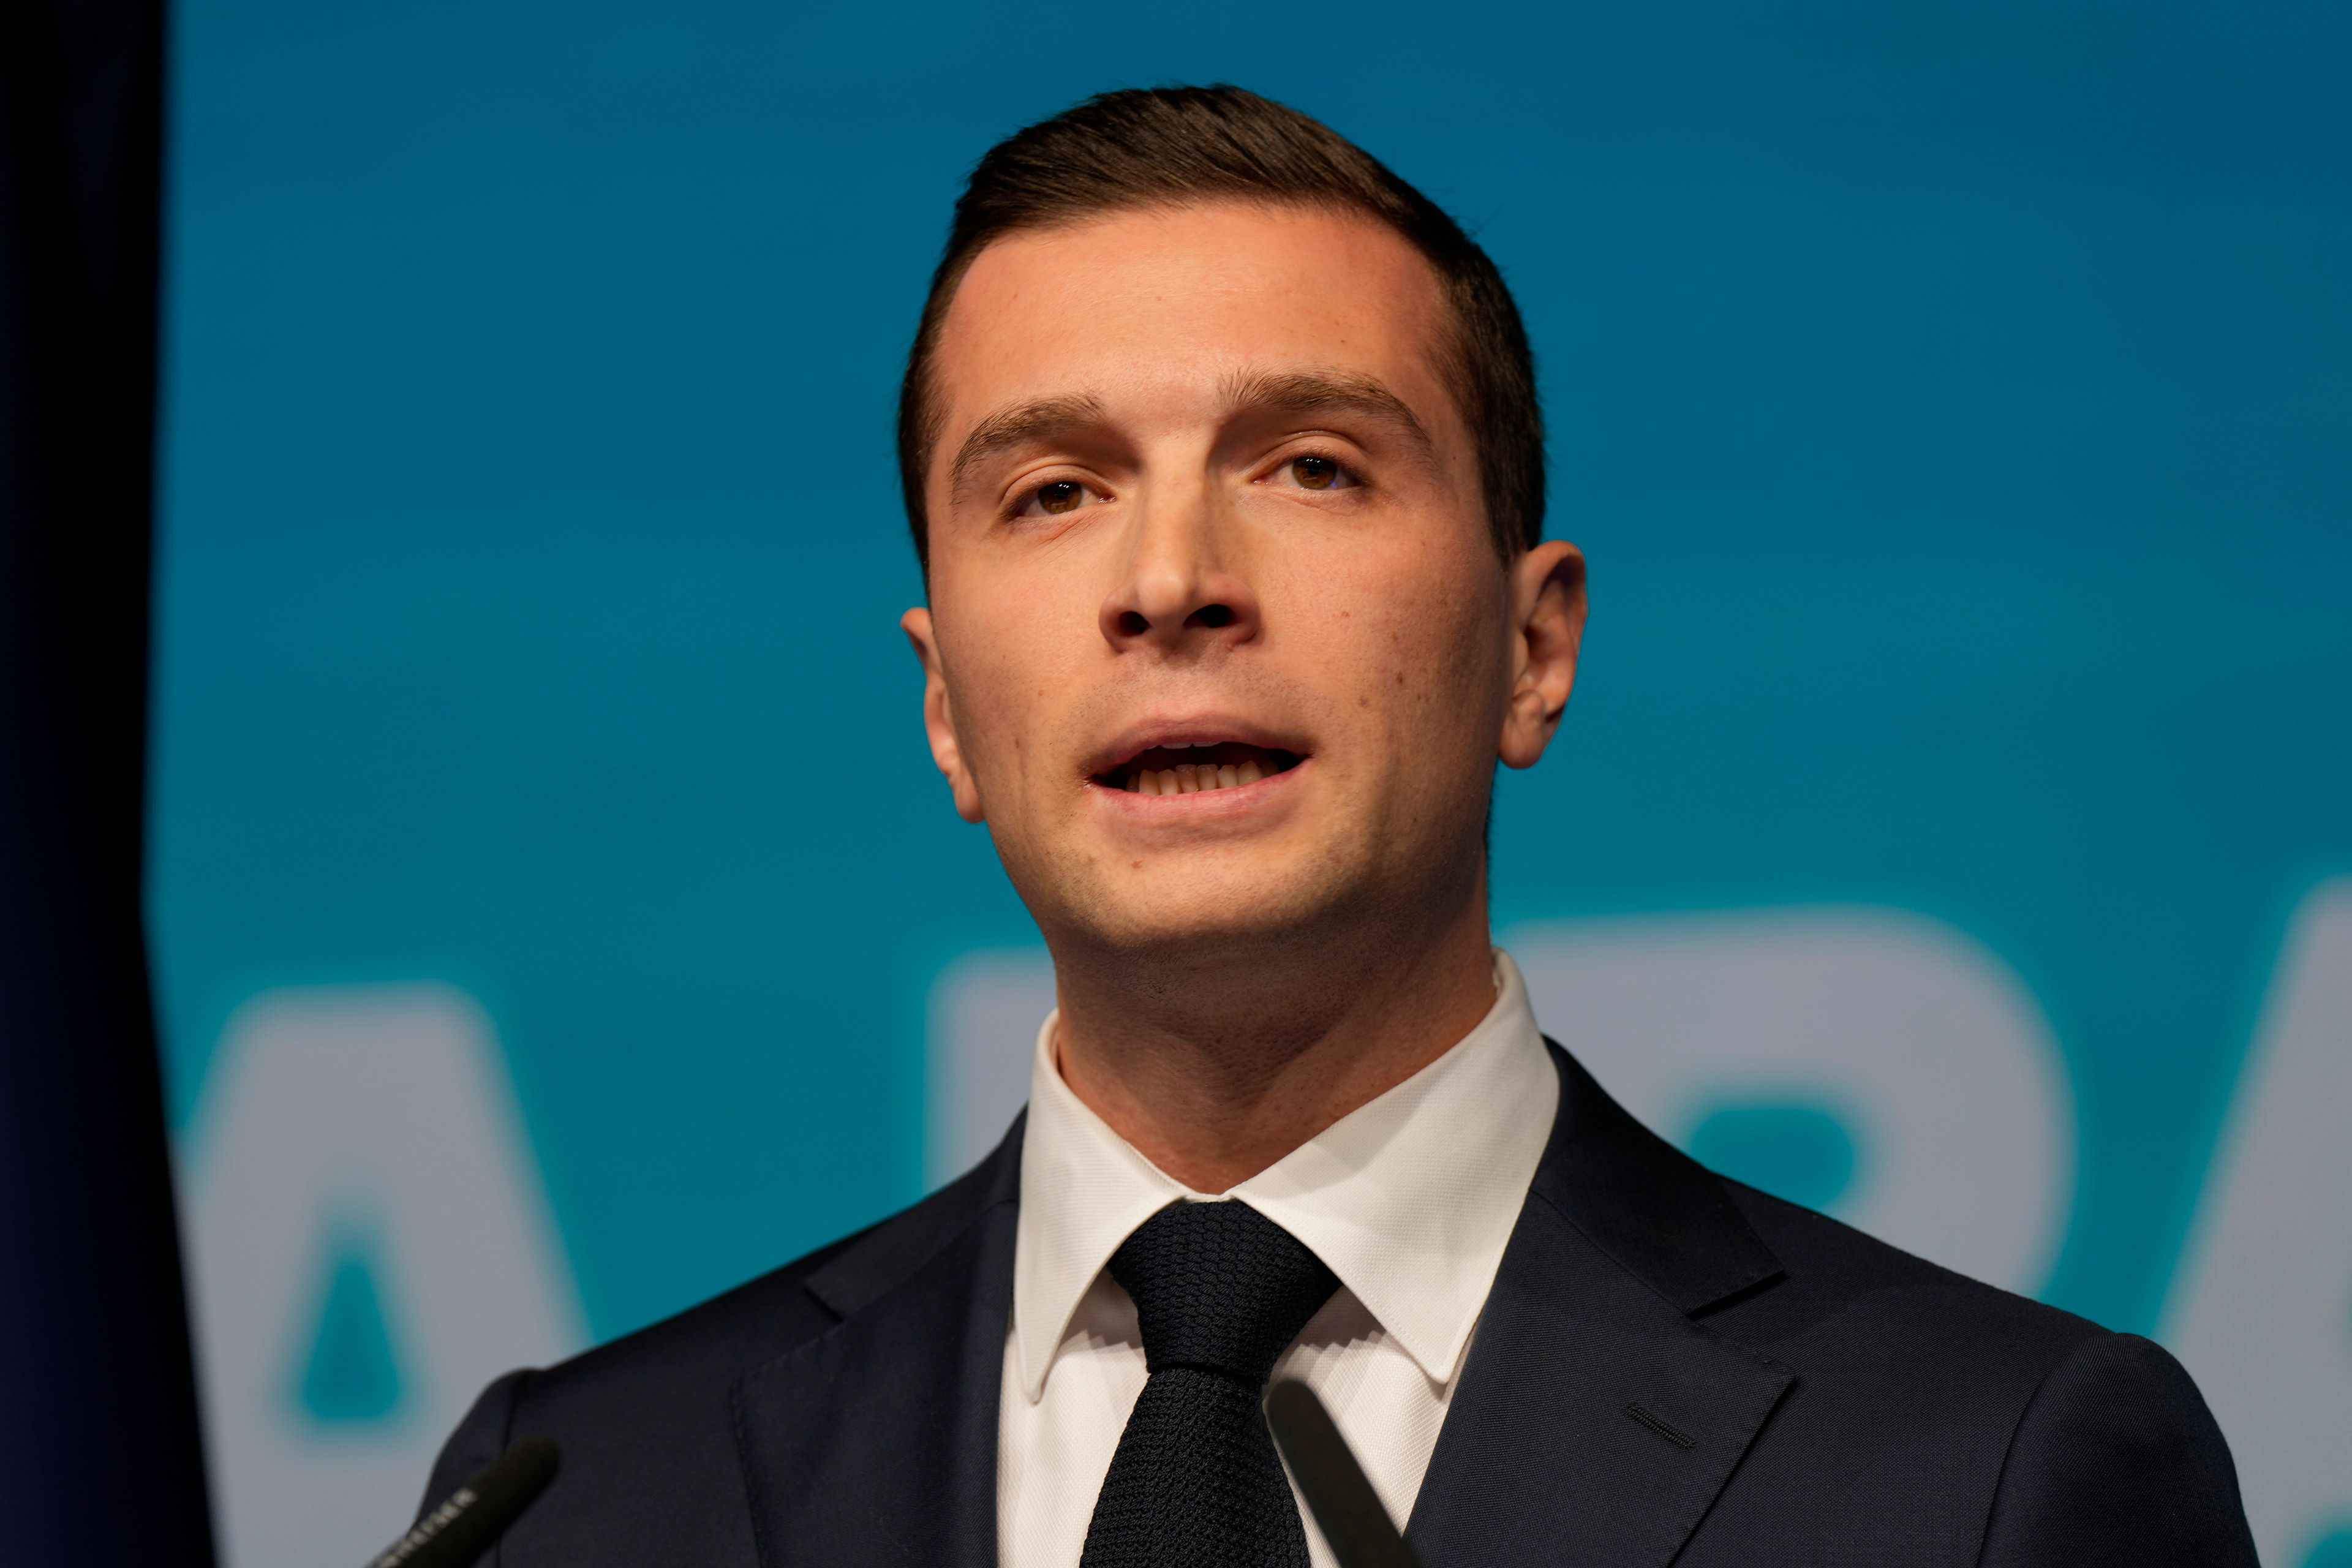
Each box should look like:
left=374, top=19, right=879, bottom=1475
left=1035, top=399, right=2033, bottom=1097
left=1047, top=879, right=1499, bottom=1193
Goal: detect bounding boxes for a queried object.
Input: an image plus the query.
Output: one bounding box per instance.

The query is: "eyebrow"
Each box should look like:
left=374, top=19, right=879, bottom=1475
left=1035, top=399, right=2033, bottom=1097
left=948, top=393, right=1108, bottom=500
left=1216, top=368, right=1434, bottom=457
left=943, top=369, right=1437, bottom=503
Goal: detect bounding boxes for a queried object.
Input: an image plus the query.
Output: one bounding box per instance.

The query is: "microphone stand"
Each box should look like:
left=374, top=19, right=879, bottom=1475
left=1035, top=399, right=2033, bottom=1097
left=1265, top=1379, right=1425, bottom=1568
left=361, top=1436, right=559, bottom=1568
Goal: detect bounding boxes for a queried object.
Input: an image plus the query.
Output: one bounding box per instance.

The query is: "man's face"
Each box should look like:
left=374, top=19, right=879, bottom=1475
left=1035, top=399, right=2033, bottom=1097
left=905, top=201, right=1581, bottom=962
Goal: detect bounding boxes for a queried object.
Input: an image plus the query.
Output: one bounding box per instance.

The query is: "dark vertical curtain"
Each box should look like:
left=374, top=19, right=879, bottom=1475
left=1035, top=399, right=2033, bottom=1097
left=0, top=0, right=216, bottom=1561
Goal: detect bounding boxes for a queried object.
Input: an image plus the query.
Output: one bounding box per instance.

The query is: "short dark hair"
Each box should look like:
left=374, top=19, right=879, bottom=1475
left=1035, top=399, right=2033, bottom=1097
left=896, top=86, right=1544, bottom=571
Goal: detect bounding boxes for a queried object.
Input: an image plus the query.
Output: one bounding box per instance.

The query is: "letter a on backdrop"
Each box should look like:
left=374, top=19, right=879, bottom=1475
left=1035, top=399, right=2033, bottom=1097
left=182, top=985, right=586, bottom=1568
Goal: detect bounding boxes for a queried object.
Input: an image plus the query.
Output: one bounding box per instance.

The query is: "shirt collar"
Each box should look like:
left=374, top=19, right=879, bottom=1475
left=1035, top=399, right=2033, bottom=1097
left=1012, top=949, right=1559, bottom=1401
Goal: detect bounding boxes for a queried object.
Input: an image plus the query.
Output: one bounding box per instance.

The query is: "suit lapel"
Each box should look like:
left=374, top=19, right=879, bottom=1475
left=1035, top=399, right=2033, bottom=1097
left=1407, top=1049, right=1793, bottom=1568
left=731, top=1123, right=1022, bottom=1568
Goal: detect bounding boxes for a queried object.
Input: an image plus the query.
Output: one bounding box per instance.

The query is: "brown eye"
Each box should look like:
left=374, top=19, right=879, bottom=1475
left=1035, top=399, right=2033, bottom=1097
left=1036, top=481, right=1085, bottom=514
left=1291, top=456, right=1342, bottom=490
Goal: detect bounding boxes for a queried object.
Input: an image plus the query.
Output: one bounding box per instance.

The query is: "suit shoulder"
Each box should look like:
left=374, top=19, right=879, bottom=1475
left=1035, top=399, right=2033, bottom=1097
left=412, top=1240, right=857, bottom=1531
left=537, top=1221, right=867, bottom=1393
left=1713, top=1175, right=2103, bottom=1372
left=532, top=1140, right=1017, bottom=1409
left=1679, top=1180, right=2252, bottom=1560
left=415, top=1133, right=1022, bottom=1560
left=1978, top=1330, right=2255, bottom=1564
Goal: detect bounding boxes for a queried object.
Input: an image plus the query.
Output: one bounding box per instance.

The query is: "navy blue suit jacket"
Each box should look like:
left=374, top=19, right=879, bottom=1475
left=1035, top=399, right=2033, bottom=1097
left=424, top=1045, right=2255, bottom=1566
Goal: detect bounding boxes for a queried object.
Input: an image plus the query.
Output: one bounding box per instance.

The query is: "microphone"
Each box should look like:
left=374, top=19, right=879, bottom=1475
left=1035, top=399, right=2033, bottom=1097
left=1263, top=1379, right=1423, bottom=1568
left=362, top=1436, right=560, bottom=1568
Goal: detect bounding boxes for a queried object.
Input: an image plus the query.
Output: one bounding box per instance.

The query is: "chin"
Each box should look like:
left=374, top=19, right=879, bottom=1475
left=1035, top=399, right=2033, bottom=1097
left=1042, top=853, right=1371, bottom=964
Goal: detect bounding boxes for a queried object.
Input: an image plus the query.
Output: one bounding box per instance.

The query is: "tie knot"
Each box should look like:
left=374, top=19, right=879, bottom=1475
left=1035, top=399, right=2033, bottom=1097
left=1107, top=1201, right=1340, bottom=1384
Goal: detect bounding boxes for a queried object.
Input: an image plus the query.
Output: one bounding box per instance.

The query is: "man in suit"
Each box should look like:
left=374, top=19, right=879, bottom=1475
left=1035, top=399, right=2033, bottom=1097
left=425, top=86, right=2255, bottom=1566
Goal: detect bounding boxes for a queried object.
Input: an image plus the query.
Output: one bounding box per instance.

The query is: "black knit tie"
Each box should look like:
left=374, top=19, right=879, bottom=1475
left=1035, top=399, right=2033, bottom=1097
left=1079, top=1200, right=1341, bottom=1568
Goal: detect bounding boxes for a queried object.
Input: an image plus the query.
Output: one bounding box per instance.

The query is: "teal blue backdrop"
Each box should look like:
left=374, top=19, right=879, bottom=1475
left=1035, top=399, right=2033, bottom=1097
left=151, top=3, right=2349, bottom=1564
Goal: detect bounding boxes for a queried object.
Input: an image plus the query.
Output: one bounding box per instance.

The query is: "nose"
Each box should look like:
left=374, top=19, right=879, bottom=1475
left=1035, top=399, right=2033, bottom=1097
left=1098, top=478, right=1262, bottom=654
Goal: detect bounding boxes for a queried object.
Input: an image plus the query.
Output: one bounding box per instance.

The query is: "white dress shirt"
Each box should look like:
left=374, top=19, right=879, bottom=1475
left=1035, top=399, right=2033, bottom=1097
left=998, top=950, right=1560, bottom=1568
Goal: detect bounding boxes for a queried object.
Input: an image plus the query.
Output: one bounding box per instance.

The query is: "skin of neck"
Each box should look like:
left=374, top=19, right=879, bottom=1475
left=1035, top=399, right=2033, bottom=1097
left=1046, top=840, right=1501, bottom=1194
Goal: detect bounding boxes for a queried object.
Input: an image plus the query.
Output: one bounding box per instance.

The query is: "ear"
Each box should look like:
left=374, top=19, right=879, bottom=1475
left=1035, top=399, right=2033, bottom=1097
left=1498, top=540, right=1588, bottom=771
left=902, top=606, right=987, bottom=823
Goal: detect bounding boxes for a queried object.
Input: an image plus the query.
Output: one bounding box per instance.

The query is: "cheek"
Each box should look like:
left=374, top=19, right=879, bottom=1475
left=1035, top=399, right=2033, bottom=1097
left=960, top=665, right=1048, bottom=793
left=1302, top=547, right=1505, bottom=739
left=935, top=591, right=1089, bottom=793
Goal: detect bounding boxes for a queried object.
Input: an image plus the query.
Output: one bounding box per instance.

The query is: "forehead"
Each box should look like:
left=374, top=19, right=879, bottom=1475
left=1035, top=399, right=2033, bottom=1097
left=927, top=202, right=1458, bottom=453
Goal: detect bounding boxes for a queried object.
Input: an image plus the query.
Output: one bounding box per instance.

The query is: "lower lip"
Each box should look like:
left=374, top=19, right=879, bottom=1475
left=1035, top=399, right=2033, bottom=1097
left=1090, top=759, right=1308, bottom=815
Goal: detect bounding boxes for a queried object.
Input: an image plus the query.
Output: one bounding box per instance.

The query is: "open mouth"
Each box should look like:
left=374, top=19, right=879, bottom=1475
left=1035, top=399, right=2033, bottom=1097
left=1094, top=741, right=1305, bottom=796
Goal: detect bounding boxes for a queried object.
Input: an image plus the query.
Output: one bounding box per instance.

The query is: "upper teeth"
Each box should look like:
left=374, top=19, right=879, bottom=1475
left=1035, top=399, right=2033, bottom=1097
left=1126, top=759, right=1265, bottom=795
